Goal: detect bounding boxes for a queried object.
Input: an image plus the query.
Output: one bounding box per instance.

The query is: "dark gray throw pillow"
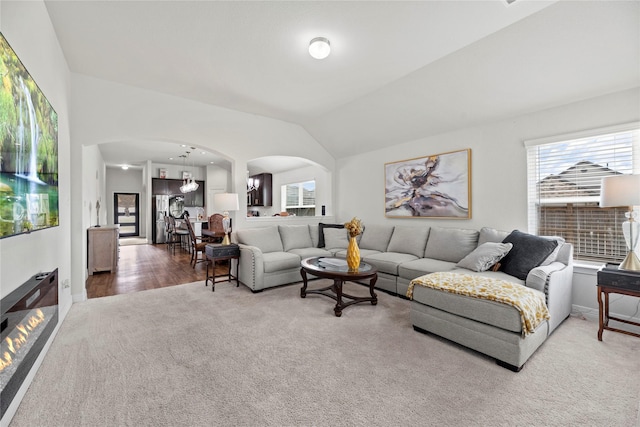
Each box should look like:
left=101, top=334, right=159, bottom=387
left=318, top=223, right=344, bottom=248
left=499, top=230, right=559, bottom=280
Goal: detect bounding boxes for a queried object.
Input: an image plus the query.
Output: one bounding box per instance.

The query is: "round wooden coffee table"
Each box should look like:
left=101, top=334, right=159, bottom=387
left=300, top=257, right=378, bottom=317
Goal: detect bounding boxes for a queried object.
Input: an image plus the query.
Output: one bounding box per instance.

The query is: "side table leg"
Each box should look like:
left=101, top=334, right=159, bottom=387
left=205, top=257, right=211, bottom=288
left=597, top=286, right=604, bottom=341
left=211, top=259, right=216, bottom=292
left=235, top=257, right=240, bottom=287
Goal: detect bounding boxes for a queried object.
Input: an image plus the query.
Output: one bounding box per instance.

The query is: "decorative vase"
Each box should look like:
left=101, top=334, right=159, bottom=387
left=347, top=236, right=360, bottom=272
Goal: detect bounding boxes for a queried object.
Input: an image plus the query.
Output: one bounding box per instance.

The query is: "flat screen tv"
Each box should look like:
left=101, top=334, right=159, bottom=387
left=0, top=32, right=58, bottom=239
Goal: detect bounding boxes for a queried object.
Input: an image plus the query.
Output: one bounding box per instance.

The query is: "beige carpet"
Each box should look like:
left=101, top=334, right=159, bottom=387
left=9, top=280, right=640, bottom=427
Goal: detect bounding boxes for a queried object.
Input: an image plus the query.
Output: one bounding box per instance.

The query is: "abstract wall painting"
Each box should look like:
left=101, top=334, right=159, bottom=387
left=384, top=149, right=471, bottom=219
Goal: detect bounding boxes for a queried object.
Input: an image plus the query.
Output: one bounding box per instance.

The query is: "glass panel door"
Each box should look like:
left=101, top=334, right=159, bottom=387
left=114, top=193, right=139, bottom=237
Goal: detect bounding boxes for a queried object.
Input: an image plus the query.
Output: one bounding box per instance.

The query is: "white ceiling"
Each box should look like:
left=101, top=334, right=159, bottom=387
left=44, top=0, right=640, bottom=171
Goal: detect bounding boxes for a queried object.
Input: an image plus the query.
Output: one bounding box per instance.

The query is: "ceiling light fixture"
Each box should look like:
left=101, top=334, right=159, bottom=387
left=309, top=37, right=330, bottom=60
left=179, top=151, right=199, bottom=194
left=121, top=165, right=129, bottom=170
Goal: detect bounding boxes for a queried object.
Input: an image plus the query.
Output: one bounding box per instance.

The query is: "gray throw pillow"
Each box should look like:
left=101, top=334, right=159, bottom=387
left=456, top=242, right=513, bottom=272
left=499, top=230, right=559, bottom=280
left=323, top=227, right=349, bottom=249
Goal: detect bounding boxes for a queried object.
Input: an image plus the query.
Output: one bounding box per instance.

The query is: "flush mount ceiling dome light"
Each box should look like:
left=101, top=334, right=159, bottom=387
left=309, top=37, right=330, bottom=59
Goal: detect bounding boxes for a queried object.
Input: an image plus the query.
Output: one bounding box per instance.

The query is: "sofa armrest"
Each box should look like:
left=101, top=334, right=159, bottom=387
left=526, top=262, right=567, bottom=293
left=236, top=244, right=265, bottom=291
left=526, top=259, right=574, bottom=335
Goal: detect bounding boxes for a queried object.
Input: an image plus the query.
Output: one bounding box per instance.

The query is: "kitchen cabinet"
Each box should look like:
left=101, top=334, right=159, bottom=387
left=168, top=179, right=184, bottom=196
left=152, top=178, right=169, bottom=195
left=248, top=173, right=272, bottom=207
left=152, top=178, right=205, bottom=207
left=183, top=181, right=205, bottom=206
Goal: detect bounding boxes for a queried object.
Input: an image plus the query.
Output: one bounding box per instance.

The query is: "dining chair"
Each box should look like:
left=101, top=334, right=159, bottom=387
left=185, top=218, right=208, bottom=268
left=206, top=213, right=226, bottom=243
left=165, top=215, right=179, bottom=254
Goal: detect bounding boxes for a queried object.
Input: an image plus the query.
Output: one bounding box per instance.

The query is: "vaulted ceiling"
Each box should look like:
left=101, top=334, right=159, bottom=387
left=44, top=0, right=640, bottom=168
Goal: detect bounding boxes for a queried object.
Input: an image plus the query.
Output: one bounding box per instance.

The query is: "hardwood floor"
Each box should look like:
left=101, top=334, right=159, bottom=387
left=86, top=242, right=225, bottom=298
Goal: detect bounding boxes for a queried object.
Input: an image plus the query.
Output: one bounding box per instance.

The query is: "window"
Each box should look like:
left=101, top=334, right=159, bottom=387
left=526, top=123, right=640, bottom=263
left=281, top=180, right=315, bottom=216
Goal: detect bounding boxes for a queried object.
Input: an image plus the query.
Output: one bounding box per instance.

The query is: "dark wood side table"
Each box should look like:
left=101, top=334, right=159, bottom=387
left=205, top=243, right=240, bottom=292
left=596, top=263, right=640, bottom=341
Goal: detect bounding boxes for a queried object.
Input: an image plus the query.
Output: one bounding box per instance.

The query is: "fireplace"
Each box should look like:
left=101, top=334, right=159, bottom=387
left=0, top=269, right=58, bottom=420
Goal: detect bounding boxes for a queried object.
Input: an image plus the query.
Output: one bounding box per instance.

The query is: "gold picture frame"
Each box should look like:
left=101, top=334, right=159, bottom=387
left=384, top=149, right=471, bottom=219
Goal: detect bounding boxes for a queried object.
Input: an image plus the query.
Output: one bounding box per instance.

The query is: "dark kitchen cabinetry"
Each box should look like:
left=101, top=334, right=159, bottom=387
left=152, top=178, right=169, bottom=195
left=168, top=180, right=184, bottom=196
left=152, top=178, right=205, bottom=207
left=248, top=173, right=272, bottom=207
left=183, top=182, right=205, bottom=206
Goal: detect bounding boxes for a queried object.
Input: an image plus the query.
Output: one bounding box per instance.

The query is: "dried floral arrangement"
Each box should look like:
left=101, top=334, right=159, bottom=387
left=344, top=217, right=363, bottom=237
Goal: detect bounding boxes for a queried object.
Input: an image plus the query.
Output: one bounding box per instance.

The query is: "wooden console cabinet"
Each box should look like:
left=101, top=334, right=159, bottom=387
left=87, top=225, right=119, bottom=275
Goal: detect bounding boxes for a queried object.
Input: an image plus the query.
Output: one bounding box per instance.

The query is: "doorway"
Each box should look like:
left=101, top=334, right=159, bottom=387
left=114, top=193, right=140, bottom=237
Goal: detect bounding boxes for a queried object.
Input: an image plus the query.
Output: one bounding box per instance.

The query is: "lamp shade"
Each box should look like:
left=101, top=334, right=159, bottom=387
left=600, top=174, right=640, bottom=207
left=214, top=193, right=239, bottom=212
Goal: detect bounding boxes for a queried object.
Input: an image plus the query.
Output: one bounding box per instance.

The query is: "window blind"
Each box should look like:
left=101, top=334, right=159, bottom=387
left=282, top=180, right=316, bottom=213
left=525, top=123, right=640, bottom=263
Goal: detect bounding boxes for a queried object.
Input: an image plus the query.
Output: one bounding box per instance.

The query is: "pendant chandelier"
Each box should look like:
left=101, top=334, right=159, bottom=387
left=180, top=151, right=199, bottom=194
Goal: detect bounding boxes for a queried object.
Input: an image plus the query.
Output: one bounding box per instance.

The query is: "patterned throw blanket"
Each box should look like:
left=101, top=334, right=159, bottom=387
left=407, top=272, right=549, bottom=336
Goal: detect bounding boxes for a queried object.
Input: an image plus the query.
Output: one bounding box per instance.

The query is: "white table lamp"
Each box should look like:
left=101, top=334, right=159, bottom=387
left=600, top=174, right=640, bottom=270
left=214, top=193, right=239, bottom=245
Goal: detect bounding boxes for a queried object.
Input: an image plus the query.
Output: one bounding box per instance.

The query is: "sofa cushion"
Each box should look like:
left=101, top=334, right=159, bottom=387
left=236, top=226, right=283, bottom=253
left=499, top=230, right=559, bottom=280
left=358, top=225, right=394, bottom=251
left=309, top=224, right=320, bottom=248
left=455, top=242, right=513, bottom=272
left=364, top=252, right=419, bottom=275
left=411, top=284, right=526, bottom=333
left=398, top=258, right=458, bottom=280
left=334, top=248, right=381, bottom=259
left=318, top=223, right=344, bottom=248
left=478, top=227, right=510, bottom=246
left=279, top=225, right=313, bottom=251
left=262, top=251, right=301, bottom=273
left=423, top=227, right=479, bottom=262
left=387, top=226, right=430, bottom=257
left=323, top=227, right=349, bottom=249
left=450, top=267, right=525, bottom=285
left=288, top=247, right=332, bottom=259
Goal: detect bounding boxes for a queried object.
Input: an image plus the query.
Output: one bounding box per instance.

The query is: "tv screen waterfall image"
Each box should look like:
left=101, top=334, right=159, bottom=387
left=0, top=32, right=58, bottom=239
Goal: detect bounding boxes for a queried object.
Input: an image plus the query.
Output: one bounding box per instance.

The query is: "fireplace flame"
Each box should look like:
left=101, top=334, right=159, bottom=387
left=0, top=309, right=46, bottom=372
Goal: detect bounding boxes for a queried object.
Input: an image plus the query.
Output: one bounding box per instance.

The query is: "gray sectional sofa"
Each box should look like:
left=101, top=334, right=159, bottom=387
left=232, top=223, right=573, bottom=371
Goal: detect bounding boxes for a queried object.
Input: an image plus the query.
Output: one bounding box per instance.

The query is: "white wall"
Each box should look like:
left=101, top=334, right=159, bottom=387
left=0, top=1, right=73, bottom=424
left=337, top=87, right=640, bottom=324
left=70, top=73, right=336, bottom=235
left=269, top=164, right=332, bottom=218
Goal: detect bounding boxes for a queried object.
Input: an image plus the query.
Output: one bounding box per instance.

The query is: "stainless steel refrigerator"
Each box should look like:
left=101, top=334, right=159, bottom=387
left=152, top=195, right=169, bottom=244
